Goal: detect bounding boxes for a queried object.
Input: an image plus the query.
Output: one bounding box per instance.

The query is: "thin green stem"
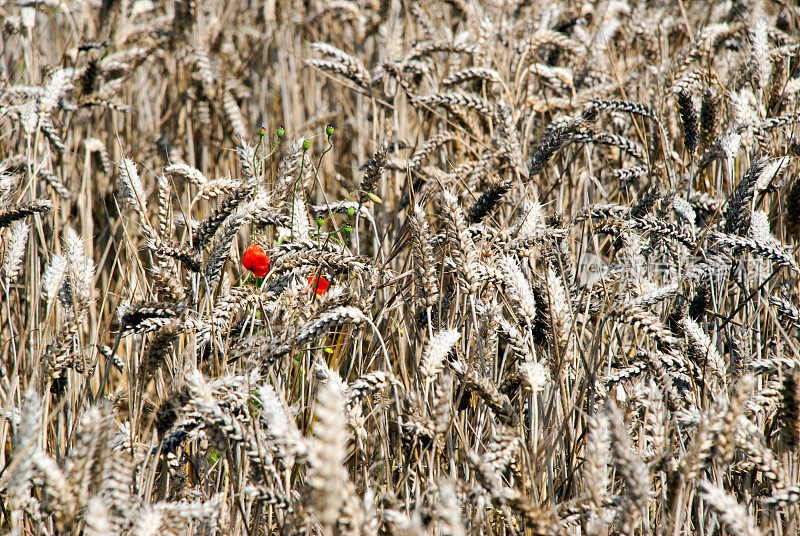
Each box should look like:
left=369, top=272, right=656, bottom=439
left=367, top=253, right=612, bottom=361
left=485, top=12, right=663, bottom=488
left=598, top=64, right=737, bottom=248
left=308, top=136, right=334, bottom=200
left=290, top=146, right=309, bottom=241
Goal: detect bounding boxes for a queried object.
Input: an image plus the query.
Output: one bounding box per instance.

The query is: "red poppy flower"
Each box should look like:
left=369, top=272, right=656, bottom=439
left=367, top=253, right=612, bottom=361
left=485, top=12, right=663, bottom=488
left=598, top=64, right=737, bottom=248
left=242, top=243, right=270, bottom=278
left=307, top=275, right=330, bottom=295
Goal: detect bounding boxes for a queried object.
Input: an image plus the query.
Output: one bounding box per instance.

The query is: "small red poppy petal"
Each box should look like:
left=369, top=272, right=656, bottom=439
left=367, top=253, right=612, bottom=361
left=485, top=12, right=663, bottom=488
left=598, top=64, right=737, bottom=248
left=307, top=275, right=330, bottom=295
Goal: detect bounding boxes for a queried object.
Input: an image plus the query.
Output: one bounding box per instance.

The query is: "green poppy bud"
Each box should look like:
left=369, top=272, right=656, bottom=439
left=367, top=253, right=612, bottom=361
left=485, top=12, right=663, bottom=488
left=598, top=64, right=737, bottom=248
left=343, top=225, right=352, bottom=236
left=346, top=207, right=356, bottom=217
left=316, top=217, right=324, bottom=227
left=302, top=138, right=311, bottom=151
left=326, top=124, right=334, bottom=138
left=277, top=126, right=285, bottom=138
left=258, top=126, right=267, bottom=137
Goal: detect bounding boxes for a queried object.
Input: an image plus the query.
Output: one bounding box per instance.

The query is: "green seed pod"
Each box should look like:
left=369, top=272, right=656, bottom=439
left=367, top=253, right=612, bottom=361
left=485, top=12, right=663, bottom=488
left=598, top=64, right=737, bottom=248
left=302, top=138, right=311, bottom=151
left=316, top=217, right=324, bottom=227
left=343, top=225, right=352, bottom=236
left=277, top=126, right=285, bottom=138
left=258, top=126, right=267, bottom=137
left=326, top=124, right=334, bottom=138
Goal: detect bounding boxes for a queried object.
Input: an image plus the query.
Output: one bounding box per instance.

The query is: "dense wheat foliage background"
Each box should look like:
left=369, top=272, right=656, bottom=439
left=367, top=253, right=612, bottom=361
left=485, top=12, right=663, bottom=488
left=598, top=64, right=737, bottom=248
left=3, top=0, right=800, bottom=534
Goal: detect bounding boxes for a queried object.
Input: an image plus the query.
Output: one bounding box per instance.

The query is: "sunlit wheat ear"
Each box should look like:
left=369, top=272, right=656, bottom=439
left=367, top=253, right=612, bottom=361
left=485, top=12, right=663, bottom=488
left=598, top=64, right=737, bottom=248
left=39, top=68, right=74, bottom=116
left=156, top=173, right=171, bottom=238
left=698, top=480, right=760, bottom=536
left=222, top=85, right=248, bottom=142
left=307, top=381, right=354, bottom=531
left=440, top=190, right=480, bottom=295
left=750, top=18, right=771, bottom=96
left=65, top=406, right=114, bottom=507
left=583, top=99, right=658, bottom=120
left=117, top=301, right=186, bottom=336
left=192, top=181, right=256, bottom=251
left=408, top=204, right=440, bottom=308
left=64, top=227, right=94, bottom=314
left=436, top=479, right=467, bottom=536
left=237, top=141, right=256, bottom=180
left=192, top=286, right=263, bottom=349
left=2, top=220, right=28, bottom=282
left=413, top=92, right=495, bottom=116
left=544, top=266, right=573, bottom=365
left=117, top=158, right=147, bottom=217
left=679, top=317, right=726, bottom=384
left=258, top=384, right=305, bottom=466
left=450, top=356, right=518, bottom=426
left=496, top=255, right=537, bottom=326
left=310, top=42, right=371, bottom=89
left=770, top=295, right=800, bottom=331
left=443, top=66, right=501, bottom=87
left=583, top=413, right=611, bottom=534
left=275, top=140, right=304, bottom=188
left=138, top=324, right=179, bottom=386
left=165, top=163, right=208, bottom=186
left=290, top=191, right=312, bottom=242
left=203, top=201, right=252, bottom=288
left=32, top=451, right=76, bottom=530
left=37, top=167, right=70, bottom=199
left=402, top=38, right=481, bottom=63
left=83, top=497, right=112, bottom=536
left=144, top=494, right=225, bottom=534
left=360, top=141, right=389, bottom=203
left=711, top=230, right=799, bottom=275
left=608, top=402, right=650, bottom=536
left=272, top=306, right=368, bottom=358
left=420, top=329, right=460, bottom=385
left=6, top=389, right=43, bottom=512
left=408, top=132, right=458, bottom=169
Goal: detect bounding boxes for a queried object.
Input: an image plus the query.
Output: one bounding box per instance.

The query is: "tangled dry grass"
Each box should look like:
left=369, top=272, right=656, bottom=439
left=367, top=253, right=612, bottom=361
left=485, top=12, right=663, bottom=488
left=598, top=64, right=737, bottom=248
left=2, top=1, right=800, bottom=534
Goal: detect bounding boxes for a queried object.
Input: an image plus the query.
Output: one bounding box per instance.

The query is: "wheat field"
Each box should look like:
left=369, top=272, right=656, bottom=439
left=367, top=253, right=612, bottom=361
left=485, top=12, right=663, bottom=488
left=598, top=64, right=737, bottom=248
left=2, top=1, right=800, bottom=535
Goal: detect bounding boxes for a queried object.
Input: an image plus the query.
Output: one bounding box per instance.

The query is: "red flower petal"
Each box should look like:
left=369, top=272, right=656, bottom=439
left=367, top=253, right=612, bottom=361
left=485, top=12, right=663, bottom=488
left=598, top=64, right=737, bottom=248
left=242, top=243, right=270, bottom=278
left=307, top=275, right=330, bottom=295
